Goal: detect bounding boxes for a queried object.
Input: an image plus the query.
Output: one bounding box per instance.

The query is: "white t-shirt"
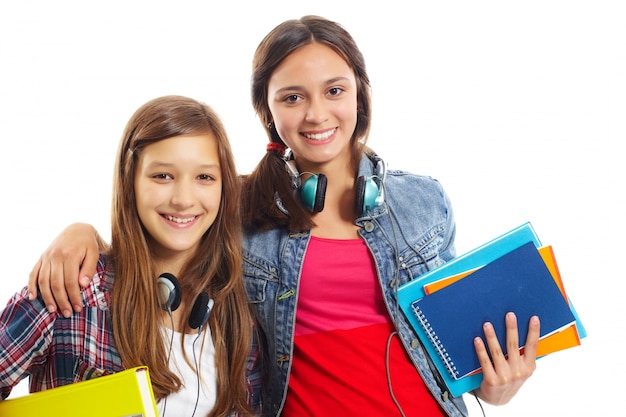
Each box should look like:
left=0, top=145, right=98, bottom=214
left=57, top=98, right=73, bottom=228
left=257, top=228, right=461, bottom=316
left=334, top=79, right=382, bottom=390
left=158, top=326, right=217, bottom=417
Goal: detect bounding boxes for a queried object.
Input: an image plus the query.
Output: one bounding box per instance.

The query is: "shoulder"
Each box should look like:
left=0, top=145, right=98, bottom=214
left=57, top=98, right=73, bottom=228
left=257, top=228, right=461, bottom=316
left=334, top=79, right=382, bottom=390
left=378, top=159, right=455, bottom=233
left=361, top=151, right=449, bottom=202
left=386, top=168, right=446, bottom=192
left=379, top=166, right=457, bottom=261
left=384, top=168, right=452, bottom=210
left=80, top=254, right=115, bottom=309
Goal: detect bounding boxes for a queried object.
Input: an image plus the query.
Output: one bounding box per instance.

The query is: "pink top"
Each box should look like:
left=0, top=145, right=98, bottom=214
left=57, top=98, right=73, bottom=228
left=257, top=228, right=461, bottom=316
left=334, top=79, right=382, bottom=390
left=282, top=236, right=444, bottom=416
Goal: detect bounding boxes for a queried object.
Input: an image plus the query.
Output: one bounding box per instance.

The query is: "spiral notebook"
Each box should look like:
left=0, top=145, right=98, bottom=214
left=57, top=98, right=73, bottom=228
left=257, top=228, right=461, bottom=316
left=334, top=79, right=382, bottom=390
left=410, top=241, right=576, bottom=380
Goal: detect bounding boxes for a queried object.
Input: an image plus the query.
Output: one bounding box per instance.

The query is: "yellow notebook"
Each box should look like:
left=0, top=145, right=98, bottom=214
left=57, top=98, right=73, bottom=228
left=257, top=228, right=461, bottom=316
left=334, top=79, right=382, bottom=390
left=0, top=366, right=157, bottom=417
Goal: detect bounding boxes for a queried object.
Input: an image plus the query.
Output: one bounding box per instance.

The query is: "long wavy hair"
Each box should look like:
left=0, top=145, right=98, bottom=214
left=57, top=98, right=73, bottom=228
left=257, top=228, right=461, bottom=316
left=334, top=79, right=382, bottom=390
left=109, top=95, right=254, bottom=416
left=241, top=15, right=373, bottom=231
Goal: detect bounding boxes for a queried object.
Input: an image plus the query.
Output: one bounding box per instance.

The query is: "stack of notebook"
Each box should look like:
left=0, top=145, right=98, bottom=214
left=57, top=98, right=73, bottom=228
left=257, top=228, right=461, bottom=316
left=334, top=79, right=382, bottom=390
left=397, top=222, right=586, bottom=398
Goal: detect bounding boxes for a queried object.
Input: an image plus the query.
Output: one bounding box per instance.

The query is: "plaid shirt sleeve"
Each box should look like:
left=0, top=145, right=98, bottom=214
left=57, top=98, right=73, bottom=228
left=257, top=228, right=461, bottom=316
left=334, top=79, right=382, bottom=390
left=0, top=288, right=56, bottom=399
left=245, top=324, right=263, bottom=415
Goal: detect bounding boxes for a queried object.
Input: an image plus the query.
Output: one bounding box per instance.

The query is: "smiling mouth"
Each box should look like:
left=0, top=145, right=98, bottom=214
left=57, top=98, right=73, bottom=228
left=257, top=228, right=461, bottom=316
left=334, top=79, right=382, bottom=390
left=165, top=214, right=196, bottom=224
left=302, top=128, right=336, bottom=141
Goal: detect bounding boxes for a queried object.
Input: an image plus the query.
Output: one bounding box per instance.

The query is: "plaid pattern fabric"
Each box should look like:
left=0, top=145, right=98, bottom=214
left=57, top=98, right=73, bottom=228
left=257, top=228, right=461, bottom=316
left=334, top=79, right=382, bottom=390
left=0, top=256, right=122, bottom=400
left=0, top=256, right=263, bottom=416
left=246, top=324, right=263, bottom=414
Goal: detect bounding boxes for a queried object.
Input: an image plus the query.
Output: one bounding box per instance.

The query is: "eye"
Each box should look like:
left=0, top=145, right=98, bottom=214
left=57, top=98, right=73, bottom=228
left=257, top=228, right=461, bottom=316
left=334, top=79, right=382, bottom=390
left=283, top=94, right=301, bottom=104
left=152, top=173, right=173, bottom=181
left=197, top=174, right=216, bottom=182
left=327, top=87, right=344, bottom=97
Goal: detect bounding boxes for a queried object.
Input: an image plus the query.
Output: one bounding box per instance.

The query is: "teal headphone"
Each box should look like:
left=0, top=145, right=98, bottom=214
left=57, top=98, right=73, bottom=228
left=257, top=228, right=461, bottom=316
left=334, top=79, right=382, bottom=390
left=285, top=152, right=386, bottom=215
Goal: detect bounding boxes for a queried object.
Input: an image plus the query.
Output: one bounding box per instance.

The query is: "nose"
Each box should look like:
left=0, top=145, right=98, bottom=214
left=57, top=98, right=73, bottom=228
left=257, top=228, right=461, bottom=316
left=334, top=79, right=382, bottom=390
left=304, top=97, right=328, bottom=124
left=170, top=180, right=194, bottom=209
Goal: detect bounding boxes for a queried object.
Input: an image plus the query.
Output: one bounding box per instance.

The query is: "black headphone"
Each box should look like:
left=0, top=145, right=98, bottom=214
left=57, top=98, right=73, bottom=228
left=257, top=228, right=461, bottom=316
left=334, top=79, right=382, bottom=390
left=157, top=272, right=213, bottom=331
left=157, top=273, right=212, bottom=417
left=285, top=151, right=386, bottom=215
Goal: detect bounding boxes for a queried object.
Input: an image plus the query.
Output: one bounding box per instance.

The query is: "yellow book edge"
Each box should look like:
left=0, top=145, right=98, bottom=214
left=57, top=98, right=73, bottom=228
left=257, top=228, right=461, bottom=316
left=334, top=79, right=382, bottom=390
left=0, top=366, right=158, bottom=417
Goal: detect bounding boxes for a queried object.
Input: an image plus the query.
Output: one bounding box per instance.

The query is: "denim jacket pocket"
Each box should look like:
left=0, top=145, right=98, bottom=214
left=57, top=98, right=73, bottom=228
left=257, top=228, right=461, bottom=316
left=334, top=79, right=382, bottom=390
left=243, top=251, right=280, bottom=305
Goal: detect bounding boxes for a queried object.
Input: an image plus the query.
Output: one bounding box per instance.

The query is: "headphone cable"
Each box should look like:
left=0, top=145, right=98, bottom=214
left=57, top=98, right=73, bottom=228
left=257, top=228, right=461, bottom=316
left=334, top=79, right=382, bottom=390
left=160, top=309, right=176, bottom=416
left=190, top=325, right=205, bottom=417
left=371, top=182, right=481, bottom=417
left=367, top=196, right=409, bottom=417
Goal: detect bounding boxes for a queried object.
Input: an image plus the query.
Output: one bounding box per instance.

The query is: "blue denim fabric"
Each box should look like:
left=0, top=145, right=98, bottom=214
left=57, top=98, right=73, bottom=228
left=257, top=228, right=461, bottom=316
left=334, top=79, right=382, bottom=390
left=243, top=153, right=468, bottom=417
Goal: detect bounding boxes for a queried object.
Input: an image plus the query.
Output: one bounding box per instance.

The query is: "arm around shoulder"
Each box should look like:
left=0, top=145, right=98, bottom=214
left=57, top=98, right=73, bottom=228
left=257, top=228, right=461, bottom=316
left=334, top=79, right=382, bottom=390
left=27, top=223, right=106, bottom=317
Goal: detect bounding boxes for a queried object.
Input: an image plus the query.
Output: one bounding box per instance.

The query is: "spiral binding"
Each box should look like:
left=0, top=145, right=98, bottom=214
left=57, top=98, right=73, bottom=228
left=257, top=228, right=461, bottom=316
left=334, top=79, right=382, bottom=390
left=411, top=302, right=459, bottom=379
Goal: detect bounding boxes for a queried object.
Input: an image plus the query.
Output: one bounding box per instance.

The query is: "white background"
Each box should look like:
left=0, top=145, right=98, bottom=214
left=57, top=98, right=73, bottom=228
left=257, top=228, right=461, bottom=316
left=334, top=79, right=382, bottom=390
left=1, top=1, right=624, bottom=416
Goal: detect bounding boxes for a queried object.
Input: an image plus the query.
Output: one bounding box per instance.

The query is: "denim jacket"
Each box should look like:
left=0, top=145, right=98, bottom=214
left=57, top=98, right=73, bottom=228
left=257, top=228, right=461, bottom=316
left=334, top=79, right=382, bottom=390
left=243, top=153, right=468, bottom=417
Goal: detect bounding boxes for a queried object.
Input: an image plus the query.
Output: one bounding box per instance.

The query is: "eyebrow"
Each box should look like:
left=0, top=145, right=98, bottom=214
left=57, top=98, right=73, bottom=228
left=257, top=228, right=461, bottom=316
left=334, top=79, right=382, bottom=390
left=144, top=161, right=220, bottom=170
left=274, top=76, right=354, bottom=94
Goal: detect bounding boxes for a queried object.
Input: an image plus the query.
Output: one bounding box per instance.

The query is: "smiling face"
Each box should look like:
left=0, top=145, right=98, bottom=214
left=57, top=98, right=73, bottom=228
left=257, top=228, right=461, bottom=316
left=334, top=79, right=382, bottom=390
left=267, top=42, right=358, bottom=169
left=134, top=134, right=222, bottom=265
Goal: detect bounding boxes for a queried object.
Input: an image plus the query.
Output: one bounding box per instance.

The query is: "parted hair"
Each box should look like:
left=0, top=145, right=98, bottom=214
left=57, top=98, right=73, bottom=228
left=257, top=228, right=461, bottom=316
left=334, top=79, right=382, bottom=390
left=109, top=95, right=254, bottom=417
left=242, top=15, right=373, bottom=231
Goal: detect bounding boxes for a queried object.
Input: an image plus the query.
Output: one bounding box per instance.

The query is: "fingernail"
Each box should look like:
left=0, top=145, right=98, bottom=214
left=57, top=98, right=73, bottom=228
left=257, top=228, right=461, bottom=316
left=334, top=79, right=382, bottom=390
left=62, top=310, right=72, bottom=318
left=79, top=276, right=90, bottom=287
left=74, top=305, right=82, bottom=313
left=47, top=305, right=56, bottom=314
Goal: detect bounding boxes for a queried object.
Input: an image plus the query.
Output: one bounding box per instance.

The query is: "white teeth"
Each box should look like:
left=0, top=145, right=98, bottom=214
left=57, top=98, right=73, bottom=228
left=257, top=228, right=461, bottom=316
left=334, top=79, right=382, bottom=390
left=166, top=215, right=195, bottom=224
left=303, top=128, right=335, bottom=141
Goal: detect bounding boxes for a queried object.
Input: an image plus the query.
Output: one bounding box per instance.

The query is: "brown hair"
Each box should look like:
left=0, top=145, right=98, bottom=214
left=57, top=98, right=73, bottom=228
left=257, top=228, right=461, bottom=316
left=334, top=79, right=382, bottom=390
left=109, top=95, right=253, bottom=416
left=242, top=15, right=372, bottom=231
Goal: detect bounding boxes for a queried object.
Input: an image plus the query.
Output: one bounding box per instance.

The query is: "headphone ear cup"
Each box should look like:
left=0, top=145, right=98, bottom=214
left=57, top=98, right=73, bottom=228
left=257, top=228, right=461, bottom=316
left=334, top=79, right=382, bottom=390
left=300, top=173, right=327, bottom=213
left=188, top=292, right=213, bottom=330
left=355, top=176, right=381, bottom=216
left=354, top=175, right=366, bottom=216
left=157, top=273, right=182, bottom=312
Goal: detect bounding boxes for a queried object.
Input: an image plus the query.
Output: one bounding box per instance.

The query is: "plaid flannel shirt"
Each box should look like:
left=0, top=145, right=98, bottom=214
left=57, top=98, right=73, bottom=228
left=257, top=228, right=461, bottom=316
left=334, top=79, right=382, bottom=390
left=0, top=255, right=262, bottom=415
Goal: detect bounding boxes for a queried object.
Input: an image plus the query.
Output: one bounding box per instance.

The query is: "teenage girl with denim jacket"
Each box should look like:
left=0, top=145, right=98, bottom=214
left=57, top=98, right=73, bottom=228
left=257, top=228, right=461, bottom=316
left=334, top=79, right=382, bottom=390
left=27, top=16, right=539, bottom=417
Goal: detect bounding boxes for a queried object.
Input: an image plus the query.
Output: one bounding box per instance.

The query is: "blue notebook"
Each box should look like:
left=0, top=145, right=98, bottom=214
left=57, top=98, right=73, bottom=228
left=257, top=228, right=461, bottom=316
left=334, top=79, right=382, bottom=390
left=397, top=222, right=587, bottom=397
left=410, top=241, right=576, bottom=380
left=398, top=223, right=541, bottom=390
